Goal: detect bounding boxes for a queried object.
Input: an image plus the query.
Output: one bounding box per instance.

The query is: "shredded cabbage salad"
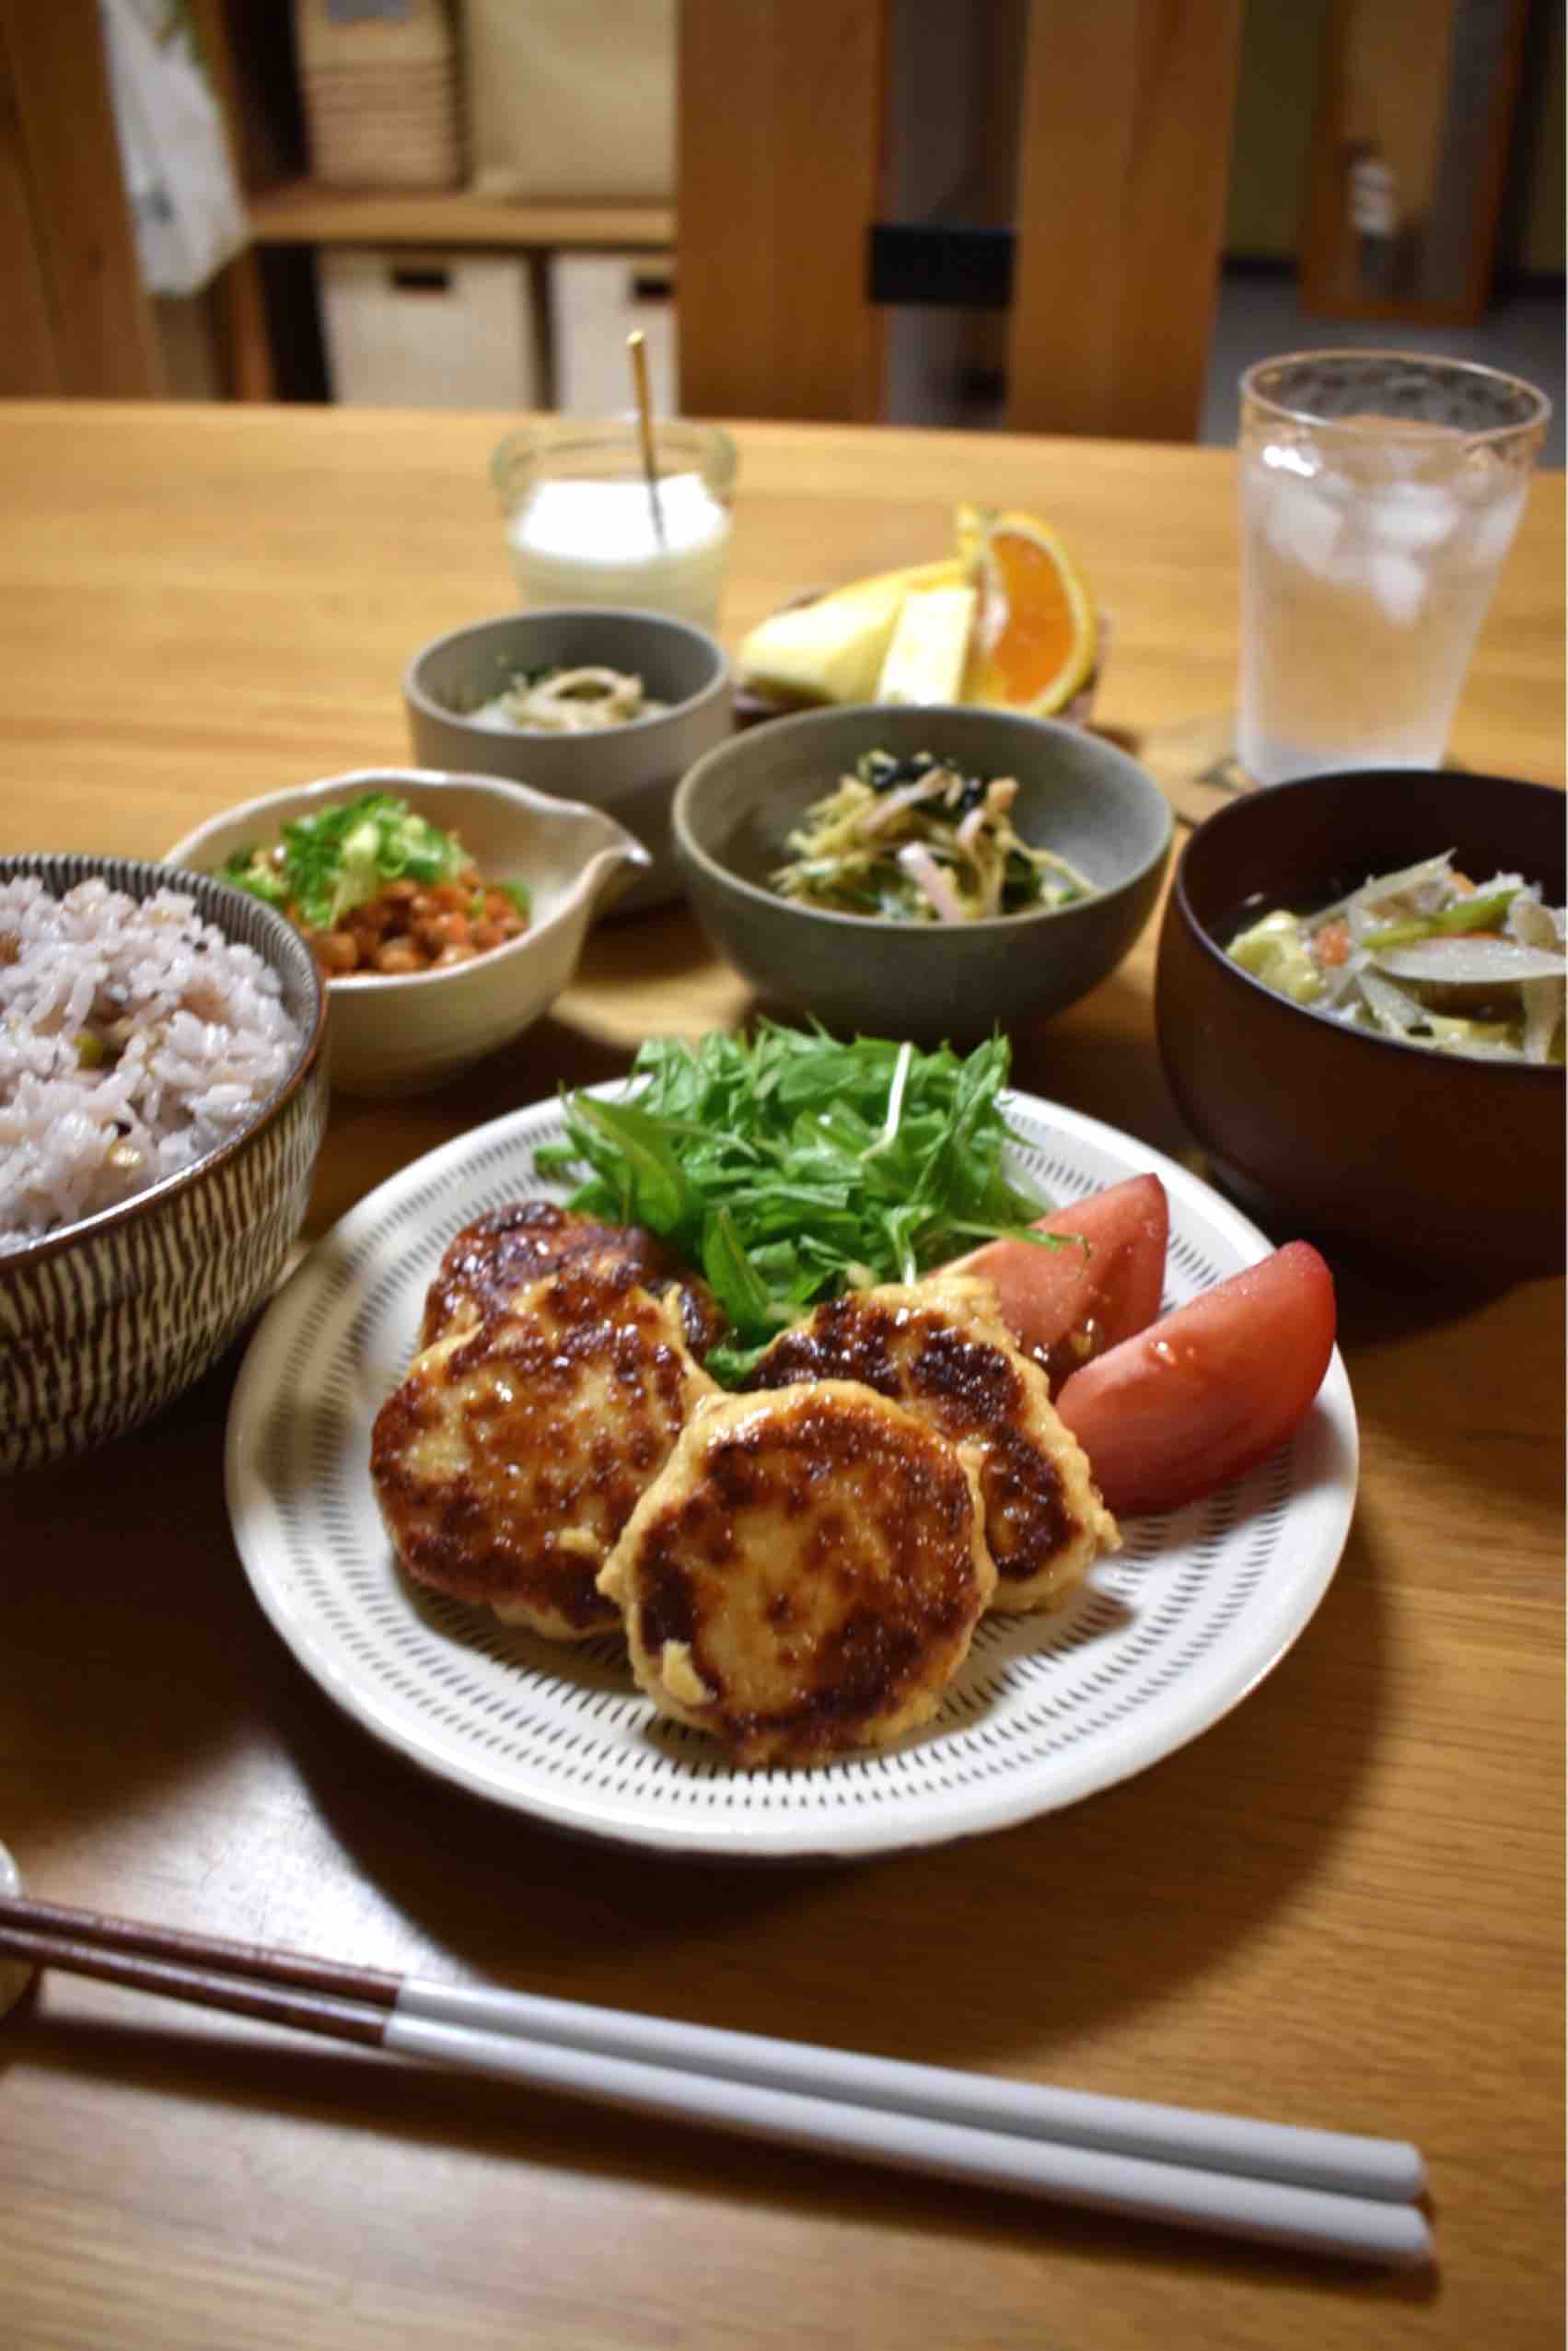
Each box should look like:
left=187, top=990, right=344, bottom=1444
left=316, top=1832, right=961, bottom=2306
left=1227, top=851, right=1565, bottom=1064
left=771, top=749, right=1096, bottom=924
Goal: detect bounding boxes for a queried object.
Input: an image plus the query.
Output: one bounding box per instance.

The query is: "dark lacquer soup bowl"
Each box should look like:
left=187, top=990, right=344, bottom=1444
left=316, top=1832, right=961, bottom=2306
left=1155, top=769, right=1564, bottom=1280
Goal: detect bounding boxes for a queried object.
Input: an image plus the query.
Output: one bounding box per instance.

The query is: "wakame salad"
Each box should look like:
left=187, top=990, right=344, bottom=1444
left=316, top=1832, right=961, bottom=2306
left=536, top=1023, right=1060, bottom=1383
left=771, top=750, right=1095, bottom=924
left=1227, top=851, right=1565, bottom=1064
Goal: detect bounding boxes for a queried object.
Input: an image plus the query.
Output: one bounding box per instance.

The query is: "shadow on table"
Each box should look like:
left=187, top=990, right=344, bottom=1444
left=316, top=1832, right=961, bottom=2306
left=255, top=1500, right=1395, bottom=2089
left=0, top=1502, right=1426, bottom=2305
left=0, top=1129, right=1422, bottom=2300
left=0, top=964, right=1400, bottom=2092
left=0, top=937, right=1463, bottom=2311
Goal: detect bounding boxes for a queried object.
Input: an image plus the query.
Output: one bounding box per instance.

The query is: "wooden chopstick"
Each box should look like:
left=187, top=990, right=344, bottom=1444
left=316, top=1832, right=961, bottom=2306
left=0, top=1923, right=389, bottom=2047
left=0, top=1894, right=1432, bottom=2267
left=0, top=1891, right=399, bottom=2013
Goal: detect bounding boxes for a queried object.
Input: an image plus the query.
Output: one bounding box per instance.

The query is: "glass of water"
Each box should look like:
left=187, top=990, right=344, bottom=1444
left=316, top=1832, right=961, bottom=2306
left=1237, top=351, right=1550, bottom=786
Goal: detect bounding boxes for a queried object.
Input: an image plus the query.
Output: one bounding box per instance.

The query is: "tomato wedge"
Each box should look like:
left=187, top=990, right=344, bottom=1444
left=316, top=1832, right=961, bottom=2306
left=1052, top=1240, right=1337, bottom=1518
left=942, top=1174, right=1169, bottom=1389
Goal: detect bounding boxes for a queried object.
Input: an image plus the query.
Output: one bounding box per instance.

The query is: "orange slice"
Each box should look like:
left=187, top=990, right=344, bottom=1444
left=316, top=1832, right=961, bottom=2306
left=964, top=511, right=1097, bottom=715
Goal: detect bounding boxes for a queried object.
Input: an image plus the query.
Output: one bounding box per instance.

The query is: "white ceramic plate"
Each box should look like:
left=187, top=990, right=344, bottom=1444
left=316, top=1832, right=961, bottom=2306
left=225, top=1090, right=1357, bottom=1860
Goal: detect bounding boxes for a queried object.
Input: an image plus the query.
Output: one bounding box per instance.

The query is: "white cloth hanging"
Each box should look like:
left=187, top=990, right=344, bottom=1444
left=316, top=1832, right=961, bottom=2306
left=99, top=0, right=248, bottom=297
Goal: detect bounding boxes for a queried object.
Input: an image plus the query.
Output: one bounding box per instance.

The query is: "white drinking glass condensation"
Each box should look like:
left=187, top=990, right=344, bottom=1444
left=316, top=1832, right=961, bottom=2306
left=493, top=417, right=736, bottom=632
left=1237, top=353, right=1550, bottom=785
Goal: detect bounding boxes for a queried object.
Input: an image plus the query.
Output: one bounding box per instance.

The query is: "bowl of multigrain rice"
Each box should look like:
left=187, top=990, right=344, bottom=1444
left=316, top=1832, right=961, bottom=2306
left=0, top=854, right=329, bottom=1474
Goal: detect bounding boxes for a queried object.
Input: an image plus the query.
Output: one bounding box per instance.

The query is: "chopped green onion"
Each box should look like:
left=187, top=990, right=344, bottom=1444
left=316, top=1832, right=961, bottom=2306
left=218, top=793, right=468, bottom=929
left=1363, top=885, right=1519, bottom=950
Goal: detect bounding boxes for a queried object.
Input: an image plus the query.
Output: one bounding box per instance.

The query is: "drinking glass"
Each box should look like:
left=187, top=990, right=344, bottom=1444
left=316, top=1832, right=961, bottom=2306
left=1237, top=351, right=1550, bottom=785
left=492, top=416, right=738, bottom=632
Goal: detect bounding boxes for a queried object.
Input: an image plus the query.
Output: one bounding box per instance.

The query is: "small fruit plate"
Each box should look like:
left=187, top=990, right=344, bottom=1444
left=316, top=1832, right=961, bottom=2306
left=731, top=507, right=1104, bottom=730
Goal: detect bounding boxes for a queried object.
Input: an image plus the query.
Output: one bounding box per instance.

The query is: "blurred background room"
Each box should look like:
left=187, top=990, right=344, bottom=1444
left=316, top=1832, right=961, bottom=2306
left=1, top=0, right=1561, bottom=461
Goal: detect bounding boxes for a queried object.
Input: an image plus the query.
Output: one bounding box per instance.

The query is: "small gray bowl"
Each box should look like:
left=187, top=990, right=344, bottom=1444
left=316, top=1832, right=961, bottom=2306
left=404, top=608, right=733, bottom=913
left=1, top=854, right=329, bottom=1474
left=672, top=705, right=1174, bottom=1042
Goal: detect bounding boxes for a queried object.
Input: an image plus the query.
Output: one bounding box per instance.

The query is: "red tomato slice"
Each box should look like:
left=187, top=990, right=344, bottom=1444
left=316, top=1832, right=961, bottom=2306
left=1052, top=1240, right=1337, bottom=1518
left=942, top=1173, right=1169, bottom=1389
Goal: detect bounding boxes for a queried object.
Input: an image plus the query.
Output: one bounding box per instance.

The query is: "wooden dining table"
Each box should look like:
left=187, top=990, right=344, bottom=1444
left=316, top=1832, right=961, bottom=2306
left=0, top=399, right=1562, bottom=2348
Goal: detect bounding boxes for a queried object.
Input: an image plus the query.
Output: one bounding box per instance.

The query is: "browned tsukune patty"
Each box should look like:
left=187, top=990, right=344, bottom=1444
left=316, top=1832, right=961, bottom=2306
left=597, top=1380, right=997, bottom=1766
left=371, top=1262, right=718, bottom=1638
left=417, top=1199, right=726, bottom=1361
left=744, top=1276, right=1117, bottom=1612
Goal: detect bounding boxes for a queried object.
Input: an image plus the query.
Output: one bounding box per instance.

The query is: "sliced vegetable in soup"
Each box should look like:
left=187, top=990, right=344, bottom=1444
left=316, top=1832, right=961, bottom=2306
left=1226, top=850, right=1564, bottom=1064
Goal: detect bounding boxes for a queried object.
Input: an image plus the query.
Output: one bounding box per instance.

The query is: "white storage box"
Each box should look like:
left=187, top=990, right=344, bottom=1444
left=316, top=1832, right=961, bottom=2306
left=550, top=251, right=677, bottom=417
left=319, top=249, right=542, bottom=409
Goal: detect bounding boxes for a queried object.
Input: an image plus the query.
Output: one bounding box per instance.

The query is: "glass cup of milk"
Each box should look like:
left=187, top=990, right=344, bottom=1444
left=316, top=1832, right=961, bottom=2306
left=493, top=416, right=737, bottom=633
left=1237, top=352, right=1550, bottom=786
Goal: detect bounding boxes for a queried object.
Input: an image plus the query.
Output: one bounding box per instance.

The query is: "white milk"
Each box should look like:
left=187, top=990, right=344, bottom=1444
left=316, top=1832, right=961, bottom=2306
left=504, top=471, right=732, bottom=630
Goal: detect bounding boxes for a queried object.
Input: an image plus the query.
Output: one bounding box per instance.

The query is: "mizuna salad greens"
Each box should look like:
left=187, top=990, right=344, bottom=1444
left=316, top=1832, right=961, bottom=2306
left=534, top=1022, right=1058, bottom=1382
left=1226, top=851, right=1564, bottom=1064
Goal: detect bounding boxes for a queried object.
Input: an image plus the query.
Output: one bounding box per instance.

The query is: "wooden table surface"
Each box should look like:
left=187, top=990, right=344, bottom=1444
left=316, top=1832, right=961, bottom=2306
left=1, top=402, right=1562, bottom=2349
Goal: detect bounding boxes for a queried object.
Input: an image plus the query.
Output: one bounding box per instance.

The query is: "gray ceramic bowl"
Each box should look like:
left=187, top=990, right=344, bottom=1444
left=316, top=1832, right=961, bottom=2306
left=1156, top=767, right=1565, bottom=1280
left=672, top=705, right=1174, bottom=1042
left=404, top=608, right=732, bottom=912
left=1, top=853, right=329, bottom=1474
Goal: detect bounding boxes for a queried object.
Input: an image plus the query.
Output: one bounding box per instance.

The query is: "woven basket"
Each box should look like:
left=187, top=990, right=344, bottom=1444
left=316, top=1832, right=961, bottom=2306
left=294, top=0, right=463, bottom=191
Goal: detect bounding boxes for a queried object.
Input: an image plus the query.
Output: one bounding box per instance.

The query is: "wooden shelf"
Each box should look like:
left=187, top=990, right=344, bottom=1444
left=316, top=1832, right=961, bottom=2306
left=249, top=179, right=673, bottom=252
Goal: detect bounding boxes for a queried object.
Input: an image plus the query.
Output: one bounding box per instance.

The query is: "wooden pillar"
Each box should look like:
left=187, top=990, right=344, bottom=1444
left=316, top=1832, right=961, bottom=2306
left=677, top=0, right=889, bottom=422
left=0, top=0, right=161, bottom=397
left=1005, top=0, right=1243, bottom=441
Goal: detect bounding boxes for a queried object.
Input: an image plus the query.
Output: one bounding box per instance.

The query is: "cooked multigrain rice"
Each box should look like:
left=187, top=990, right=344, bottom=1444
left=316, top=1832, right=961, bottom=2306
left=0, top=875, right=304, bottom=1251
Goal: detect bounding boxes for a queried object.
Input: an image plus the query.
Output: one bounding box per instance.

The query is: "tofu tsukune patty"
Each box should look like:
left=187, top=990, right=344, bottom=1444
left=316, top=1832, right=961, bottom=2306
left=598, top=1380, right=996, bottom=1766
left=372, top=1263, right=718, bottom=1639
left=746, top=1277, right=1117, bottom=1612
left=417, top=1198, right=726, bottom=1361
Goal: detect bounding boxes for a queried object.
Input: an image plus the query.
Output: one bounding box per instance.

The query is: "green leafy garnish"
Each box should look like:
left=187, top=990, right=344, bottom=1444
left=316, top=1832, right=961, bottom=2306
left=536, top=1022, right=1058, bottom=1383
left=1362, top=884, right=1520, bottom=951
left=219, top=792, right=469, bottom=930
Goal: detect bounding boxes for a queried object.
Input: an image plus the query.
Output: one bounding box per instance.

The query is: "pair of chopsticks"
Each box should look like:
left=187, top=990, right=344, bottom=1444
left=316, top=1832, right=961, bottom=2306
left=0, top=1891, right=1431, bottom=2267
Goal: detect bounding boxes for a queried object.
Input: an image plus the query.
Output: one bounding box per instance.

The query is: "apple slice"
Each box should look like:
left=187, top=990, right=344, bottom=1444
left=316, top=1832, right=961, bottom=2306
left=736, top=559, right=967, bottom=706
